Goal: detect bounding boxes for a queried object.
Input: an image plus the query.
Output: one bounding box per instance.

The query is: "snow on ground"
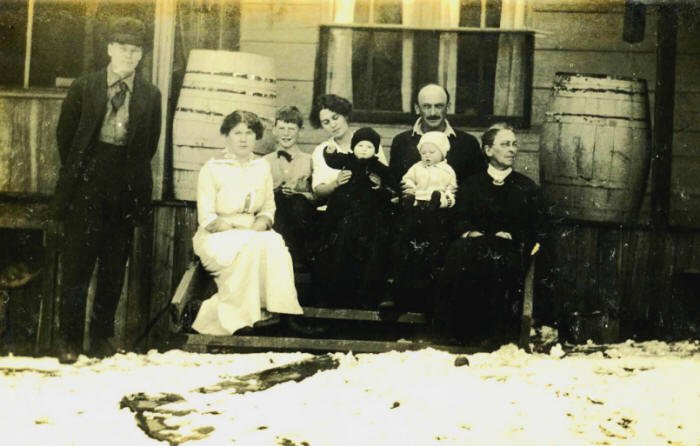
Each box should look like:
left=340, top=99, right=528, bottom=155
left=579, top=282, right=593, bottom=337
left=1, top=341, right=699, bottom=446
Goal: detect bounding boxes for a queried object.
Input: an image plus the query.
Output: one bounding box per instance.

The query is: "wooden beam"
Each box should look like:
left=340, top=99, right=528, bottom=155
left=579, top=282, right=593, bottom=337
left=650, top=5, right=678, bottom=231
left=151, top=0, right=177, bottom=201
left=23, top=0, right=35, bottom=88
left=301, top=307, right=427, bottom=324
left=180, top=333, right=481, bottom=354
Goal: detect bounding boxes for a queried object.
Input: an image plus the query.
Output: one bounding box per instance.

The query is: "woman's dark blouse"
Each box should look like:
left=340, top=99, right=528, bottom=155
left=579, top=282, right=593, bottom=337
left=455, top=170, right=547, bottom=251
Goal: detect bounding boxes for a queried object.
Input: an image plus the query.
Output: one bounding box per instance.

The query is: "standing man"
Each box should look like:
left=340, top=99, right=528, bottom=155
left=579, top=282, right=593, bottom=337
left=54, top=18, right=162, bottom=363
left=389, top=83, right=484, bottom=184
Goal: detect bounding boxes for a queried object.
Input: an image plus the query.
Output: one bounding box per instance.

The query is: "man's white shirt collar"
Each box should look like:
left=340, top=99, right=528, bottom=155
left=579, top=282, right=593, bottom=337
left=411, top=118, right=457, bottom=137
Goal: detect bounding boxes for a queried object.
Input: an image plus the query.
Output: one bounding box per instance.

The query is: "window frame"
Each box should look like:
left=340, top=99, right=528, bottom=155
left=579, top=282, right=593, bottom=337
left=3, top=0, right=157, bottom=90
left=312, top=23, right=536, bottom=128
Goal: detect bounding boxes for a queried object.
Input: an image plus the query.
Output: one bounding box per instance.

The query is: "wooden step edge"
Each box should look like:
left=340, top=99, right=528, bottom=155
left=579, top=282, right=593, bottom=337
left=301, top=306, right=428, bottom=324
left=179, top=334, right=478, bottom=354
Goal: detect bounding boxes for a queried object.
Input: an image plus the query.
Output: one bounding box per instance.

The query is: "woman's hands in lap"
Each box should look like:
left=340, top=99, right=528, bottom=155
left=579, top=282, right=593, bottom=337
left=205, top=217, right=232, bottom=233
left=251, top=217, right=271, bottom=232
left=206, top=214, right=265, bottom=233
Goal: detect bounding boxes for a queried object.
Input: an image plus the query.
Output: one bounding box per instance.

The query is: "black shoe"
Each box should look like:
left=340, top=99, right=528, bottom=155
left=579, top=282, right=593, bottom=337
left=56, top=341, right=80, bottom=364
left=88, top=337, right=124, bottom=359
left=286, top=316, right=326, bottom=336
left=378, top=298, right=396, bottom=310
left=378, top=299, right=401, bottom=322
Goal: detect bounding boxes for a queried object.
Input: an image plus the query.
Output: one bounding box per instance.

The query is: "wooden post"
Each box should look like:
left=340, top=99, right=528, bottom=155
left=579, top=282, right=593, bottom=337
left=23, top=0, right=35, bottom=88
left=650, top=5, right=677, bottom=231
left=648, top=5, right=678, bottom=336
left=151, top=0, right=176, bottom=201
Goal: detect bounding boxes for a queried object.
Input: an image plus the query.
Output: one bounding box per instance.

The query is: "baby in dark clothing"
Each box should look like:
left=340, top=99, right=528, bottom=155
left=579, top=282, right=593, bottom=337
left=323, top=127, right=397, bottom=222
left=320, top=127, right=396, bottom=308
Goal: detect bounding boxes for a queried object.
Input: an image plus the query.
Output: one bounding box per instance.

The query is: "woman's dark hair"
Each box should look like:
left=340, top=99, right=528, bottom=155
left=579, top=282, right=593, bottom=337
left=220, top=110, right=264, bottom=140
left=481, top=122, right=514, bottom=149
left=308, top=94, right=352, bottom=129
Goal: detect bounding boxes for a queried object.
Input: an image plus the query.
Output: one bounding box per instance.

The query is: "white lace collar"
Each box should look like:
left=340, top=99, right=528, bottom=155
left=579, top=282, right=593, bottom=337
left=487, top=164, right=512, bottom=186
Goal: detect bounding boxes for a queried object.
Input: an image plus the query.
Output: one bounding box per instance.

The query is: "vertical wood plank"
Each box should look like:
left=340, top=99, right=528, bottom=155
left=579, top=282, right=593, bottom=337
left=124, top=222, right=154, bottom=350
left=576, top=225, right=599, bottom=313
left=0, top=99, right=13, bottom=191
left=36, top=98, right=61, bottom=195
left=148, top=206, right=176, bottom=347
left=35, top=221, right=60, bottom=354
left=597, top=228, right=621, bottom=341
left=28, top=99, right=39, bottom=192
left=171, top=205, right=198, bottom=293
left=10, top=99, right=31, bottom=192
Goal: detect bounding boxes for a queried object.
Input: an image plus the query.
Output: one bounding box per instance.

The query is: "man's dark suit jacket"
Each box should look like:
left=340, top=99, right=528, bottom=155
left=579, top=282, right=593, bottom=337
left=389, top=128, right=485, bottom=185
left=54, top=69, right=162, bottom=223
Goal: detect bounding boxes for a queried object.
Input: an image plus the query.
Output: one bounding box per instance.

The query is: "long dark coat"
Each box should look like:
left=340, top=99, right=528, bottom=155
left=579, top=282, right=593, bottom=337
left=54, top=69, right=162, bottom=223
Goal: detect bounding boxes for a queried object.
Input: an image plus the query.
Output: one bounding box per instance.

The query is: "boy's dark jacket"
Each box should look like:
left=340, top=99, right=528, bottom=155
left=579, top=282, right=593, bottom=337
left=54, top=69, right=162, bottom=223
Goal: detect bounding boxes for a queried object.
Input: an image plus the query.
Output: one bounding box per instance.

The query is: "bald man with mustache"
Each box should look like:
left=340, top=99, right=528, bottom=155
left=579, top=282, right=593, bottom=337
left=389, top=84, right=485, bottom=185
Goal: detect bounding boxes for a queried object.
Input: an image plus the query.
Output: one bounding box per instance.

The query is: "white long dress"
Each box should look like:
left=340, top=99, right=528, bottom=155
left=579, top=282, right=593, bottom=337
left=191, top=156, right=303, bottom=335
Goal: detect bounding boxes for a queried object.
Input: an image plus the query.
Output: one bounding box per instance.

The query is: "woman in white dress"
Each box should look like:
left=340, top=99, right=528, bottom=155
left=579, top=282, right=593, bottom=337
left=191, top=110, right=303, bottom=335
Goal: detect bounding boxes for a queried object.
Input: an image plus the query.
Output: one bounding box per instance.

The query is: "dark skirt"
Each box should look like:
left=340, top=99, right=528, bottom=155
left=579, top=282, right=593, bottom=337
left=316, top=186, right=392, bottom=309
left=436, top=235, right=530, bottom=343
left=388, top=206, right=455, bottom=311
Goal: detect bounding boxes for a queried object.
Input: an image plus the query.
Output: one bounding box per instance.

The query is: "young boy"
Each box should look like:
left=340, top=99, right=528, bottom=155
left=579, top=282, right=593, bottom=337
left=263, top=106, right=315, bottom=264
left=320, top=127, right=397, bottom=308
left=401, top=131, right=457, bottom=210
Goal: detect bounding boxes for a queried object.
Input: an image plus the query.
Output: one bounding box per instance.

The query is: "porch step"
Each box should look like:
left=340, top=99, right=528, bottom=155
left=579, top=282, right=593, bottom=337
left=174, top=333, right=479, bottom=355
left=300, top=306, right=427, bottom=324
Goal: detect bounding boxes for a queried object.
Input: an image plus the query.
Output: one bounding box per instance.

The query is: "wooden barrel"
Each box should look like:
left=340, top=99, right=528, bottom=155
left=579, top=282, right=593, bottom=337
left=539, top=73, right=651, bottom=223
left=172, top=50, right=277, bottom=201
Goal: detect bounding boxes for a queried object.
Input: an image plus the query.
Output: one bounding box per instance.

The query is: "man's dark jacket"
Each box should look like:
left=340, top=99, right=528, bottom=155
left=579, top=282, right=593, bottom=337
left=389, top=128, right=485, bottom=185
left=54, top=69, right=161, bottom=223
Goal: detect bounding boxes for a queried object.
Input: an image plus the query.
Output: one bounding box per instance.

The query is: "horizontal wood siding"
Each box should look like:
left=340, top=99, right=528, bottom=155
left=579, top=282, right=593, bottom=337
left=239, top=0, right=320, bottom=118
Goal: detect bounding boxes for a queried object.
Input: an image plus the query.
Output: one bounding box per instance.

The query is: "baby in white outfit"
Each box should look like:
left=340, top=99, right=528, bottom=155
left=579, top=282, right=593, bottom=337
left=401, top=131, right=457, bottom=209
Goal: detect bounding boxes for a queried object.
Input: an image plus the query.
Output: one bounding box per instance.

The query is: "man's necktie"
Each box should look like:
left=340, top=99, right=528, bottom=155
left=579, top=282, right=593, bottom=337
left=111, top=81, right=128, bottom=112
left=277, top=150, right=293, bottom=162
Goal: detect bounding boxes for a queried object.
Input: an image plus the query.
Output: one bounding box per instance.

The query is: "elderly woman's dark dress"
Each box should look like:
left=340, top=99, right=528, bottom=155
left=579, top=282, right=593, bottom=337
left=437, top=162, right=547, bottom=344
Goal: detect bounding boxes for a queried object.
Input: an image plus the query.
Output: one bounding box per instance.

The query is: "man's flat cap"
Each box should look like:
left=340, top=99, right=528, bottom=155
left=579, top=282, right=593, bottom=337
left=108, top=17, right=146, bottom=46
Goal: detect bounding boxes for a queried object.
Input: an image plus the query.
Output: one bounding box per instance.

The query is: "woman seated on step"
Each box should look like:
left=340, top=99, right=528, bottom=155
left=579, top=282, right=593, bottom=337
left=435, top=123, right=548, bottom=346
left=190, top=110, right=303, bottom=335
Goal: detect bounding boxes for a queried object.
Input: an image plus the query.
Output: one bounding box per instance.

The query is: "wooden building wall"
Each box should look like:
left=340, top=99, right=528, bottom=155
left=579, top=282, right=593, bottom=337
left=113, top=1, right=700, bottom=344
left=3, top=0, right=700, bottom=350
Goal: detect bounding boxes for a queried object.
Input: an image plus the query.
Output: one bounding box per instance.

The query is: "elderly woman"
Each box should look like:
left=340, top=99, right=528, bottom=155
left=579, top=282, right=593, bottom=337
left=191, top=110, right=303, bottom=335
left=436, top=124, right=547, bottom=345
left=308, top=94, right=391, bottom=308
